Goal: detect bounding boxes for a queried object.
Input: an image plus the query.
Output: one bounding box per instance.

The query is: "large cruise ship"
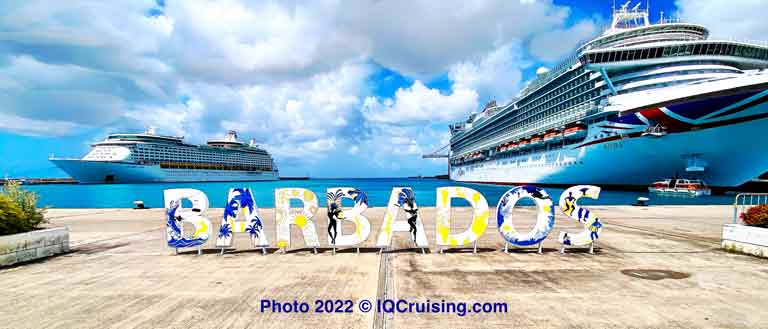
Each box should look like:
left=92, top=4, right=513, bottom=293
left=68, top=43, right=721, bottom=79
left=448, top=3, right=768, bottom=188
left=50, top=129, right=279, bottom=183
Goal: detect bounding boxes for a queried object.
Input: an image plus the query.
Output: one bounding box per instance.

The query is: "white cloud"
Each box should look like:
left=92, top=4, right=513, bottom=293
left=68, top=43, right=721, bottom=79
left=449, top=43, right=530, bottom=103
left=163, top=1, right=361, bottom=84
left=529, top=19, right=599, bottom=62
left=676, top=0, right=768, bottom=42
left=362, top=81, right=478, bottom=126
left=0, top=0, right=604, bottom=176
left=338, top=0, right=575, bottom=78
left=0, top=112, right=83, bottom=136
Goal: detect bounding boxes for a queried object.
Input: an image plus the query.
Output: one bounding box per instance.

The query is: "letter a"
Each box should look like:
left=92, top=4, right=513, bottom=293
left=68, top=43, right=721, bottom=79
left=215, top=188, right=269, bottom=254
left=376, top=187, right=428, bottom=252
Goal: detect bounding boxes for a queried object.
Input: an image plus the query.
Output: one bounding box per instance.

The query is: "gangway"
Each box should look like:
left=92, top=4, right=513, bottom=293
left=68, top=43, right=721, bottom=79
left=422, top=144, right=450, bottom=159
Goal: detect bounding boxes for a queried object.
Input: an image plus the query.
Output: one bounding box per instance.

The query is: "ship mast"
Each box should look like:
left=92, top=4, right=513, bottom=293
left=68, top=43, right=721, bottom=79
left=608, top=1, right=650, bottom=34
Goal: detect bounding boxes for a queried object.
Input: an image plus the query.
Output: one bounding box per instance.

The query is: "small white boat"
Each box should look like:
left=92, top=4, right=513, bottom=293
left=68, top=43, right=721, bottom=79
left=649, top=178, right=712, bottom=196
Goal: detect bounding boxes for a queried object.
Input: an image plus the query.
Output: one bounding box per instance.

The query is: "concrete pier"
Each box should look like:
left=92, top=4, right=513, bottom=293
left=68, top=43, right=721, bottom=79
left=1, top=206, right=766, bottom=328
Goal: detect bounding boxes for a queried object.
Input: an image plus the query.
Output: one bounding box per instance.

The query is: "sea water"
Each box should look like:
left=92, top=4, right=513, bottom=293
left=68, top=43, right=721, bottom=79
left=24, top=178, right=735, bottom=208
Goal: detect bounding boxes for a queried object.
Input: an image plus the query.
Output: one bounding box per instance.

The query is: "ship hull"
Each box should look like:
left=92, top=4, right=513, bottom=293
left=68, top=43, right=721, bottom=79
left=50, top=159, right=279, bottom=184
left=450, top=101, right=768, bottom=188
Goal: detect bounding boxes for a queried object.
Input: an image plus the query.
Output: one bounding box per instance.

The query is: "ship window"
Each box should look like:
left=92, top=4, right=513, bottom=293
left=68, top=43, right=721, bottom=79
left=703, top=43, right=714, bottom=55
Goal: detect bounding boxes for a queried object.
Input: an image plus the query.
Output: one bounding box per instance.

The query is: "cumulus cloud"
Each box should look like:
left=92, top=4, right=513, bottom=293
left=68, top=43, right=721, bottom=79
left=362, top=81, right=478, bottom=126
left=338, top=0, right=574, bottom=78
left=529, top=20, right=599, bottom=62
left=0, top=0, right=607, bottom=176
left=676, top=0, right=768, bottom=42
left=449, top=43, right=530, bottom=103
left=162, top=1, right=362, bottom=84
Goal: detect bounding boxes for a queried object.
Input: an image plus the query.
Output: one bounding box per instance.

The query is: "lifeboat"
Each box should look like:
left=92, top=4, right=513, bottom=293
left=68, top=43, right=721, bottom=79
left=648, top=179, right=711, bottom=197
left=517, top=138, right=530, bottom=149
left=529, top=134, right=543, bottom=146
left=563, top=124, right=587, bottom=139
left=543, top=130, right=562, bottom=143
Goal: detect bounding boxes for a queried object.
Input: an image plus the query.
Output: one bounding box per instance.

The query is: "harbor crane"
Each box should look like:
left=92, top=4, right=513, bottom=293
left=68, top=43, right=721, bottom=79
left=422, top=144, right=450, bottom=159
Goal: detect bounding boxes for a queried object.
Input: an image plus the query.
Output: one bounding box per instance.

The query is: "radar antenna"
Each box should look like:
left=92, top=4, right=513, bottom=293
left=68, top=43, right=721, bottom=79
left=620, top=1, right=631, bottom=11
left=609, top=0, right=650, bottom=33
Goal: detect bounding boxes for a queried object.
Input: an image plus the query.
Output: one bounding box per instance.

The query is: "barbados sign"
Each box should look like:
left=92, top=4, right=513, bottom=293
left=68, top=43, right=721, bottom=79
left=164, top=185, right=603, bottom=255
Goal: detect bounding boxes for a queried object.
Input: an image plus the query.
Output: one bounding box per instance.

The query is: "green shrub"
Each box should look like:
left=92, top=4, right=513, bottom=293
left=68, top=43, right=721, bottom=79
left=740, top=204, right=768, bottom=227
left=0, top=181, right=47, bottom=235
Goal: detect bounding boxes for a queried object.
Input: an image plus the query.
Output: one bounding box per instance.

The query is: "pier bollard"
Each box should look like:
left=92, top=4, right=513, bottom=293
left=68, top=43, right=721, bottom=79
left=356, top=247, right=360, bottom=254
left=261, top=247, right=267, bottom=255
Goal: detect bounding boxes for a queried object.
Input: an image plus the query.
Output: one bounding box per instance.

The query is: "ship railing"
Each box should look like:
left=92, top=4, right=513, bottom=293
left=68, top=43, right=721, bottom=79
left=733, top=193, right=768, bottom=224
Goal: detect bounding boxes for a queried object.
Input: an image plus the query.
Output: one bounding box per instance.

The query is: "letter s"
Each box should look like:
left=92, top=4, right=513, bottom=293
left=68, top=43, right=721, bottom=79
left=557, top=185, right=603, bottom=246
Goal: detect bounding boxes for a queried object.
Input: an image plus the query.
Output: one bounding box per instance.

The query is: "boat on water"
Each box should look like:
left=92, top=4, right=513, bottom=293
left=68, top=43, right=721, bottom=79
left=448, top=2, right=768, bottom=188
left=649, top=178, right=712, bottom=196
left=50, top=129, right=279, bottom=183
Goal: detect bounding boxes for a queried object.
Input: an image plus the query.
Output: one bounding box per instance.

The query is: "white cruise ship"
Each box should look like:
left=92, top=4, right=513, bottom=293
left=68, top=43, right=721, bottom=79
left=50, top=129, right=279, bottom=183
left=449, top=3, right=768, bottom=188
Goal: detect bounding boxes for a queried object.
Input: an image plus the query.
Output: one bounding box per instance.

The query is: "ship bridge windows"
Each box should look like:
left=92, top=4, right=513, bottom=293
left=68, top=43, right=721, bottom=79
left=583, top=42, right=768, bottom=66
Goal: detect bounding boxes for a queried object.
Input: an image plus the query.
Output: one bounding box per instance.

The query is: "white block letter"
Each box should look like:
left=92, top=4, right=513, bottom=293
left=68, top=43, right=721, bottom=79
left=376, top=187, right=429, bottom=248
left=215, top=188, right=269, bottom=249
left=558, top=185, right=603, bottom=246
left=275, top=188, right=320, bottom=250
left=326, top=188, right=371, bottom=246
left=496, top=186, right=555, bottom=246
left=435, top=187, right=489, bottom=247
left=164, top=189, right=212, bottom=250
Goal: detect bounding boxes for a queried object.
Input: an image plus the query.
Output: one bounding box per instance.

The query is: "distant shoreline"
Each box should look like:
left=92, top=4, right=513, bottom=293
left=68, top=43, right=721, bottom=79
left=2, top=175, right=450, bottom=185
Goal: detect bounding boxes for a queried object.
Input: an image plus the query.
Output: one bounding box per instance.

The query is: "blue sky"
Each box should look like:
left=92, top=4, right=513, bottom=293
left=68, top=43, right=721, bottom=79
left=1, top=0, right=765, bottom=178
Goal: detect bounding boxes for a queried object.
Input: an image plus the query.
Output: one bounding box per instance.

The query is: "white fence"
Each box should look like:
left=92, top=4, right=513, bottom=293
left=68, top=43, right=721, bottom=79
left=733, top=193, right=768, bottom=224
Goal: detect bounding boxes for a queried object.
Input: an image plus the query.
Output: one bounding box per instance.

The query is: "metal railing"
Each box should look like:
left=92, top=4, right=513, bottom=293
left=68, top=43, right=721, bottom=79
left=733, top=193, right=768, bottom=224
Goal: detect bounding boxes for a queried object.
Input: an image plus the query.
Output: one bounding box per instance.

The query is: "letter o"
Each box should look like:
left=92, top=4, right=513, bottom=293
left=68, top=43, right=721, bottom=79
left=496, top=186, right=555, bottom=246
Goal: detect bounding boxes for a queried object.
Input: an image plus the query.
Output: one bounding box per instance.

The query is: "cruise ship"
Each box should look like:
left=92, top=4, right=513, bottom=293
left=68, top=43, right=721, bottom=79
left=448, top=3, right=768, bottom=188
left=50, top=129, right=279, bottom=183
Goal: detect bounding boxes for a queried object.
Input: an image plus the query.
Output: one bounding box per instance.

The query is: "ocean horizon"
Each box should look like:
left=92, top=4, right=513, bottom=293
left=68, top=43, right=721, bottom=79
left=23, top=177, right=735, bottom=208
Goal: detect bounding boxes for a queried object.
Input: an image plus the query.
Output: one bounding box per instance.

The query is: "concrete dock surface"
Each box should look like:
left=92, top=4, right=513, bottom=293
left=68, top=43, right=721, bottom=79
left=1, top=205, right=767, bottom=329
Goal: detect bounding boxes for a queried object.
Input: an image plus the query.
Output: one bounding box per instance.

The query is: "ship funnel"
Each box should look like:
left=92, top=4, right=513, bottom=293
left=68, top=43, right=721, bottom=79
left=249, top=138, right=258, bottom=147
left=145, top=126, right=157, bottom=135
